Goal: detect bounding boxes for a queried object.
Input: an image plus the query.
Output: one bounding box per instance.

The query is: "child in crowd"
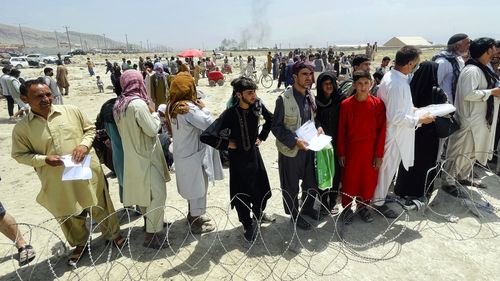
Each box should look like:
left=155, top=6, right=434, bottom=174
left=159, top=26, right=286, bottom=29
left=337, top=70, right=387, bottom=224
left=96, top=75, right=104, bottom=93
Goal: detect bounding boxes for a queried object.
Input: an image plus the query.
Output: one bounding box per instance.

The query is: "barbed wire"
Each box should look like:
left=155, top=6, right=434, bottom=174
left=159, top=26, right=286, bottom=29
left=0, top=152, right=499, bottom=280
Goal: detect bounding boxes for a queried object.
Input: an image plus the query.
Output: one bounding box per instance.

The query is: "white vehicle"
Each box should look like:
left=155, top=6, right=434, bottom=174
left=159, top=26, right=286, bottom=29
left=26, top=54, right=58, bottom=63
left=214, top=52, right=224, bottom=59
left=9, top=57, right=45, bottom=69
left=10, top=57, right=30, bottom=68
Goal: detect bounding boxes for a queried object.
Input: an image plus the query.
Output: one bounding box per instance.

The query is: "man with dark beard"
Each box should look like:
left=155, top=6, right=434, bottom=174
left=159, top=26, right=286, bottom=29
left=315, top=72, right=347, bottom=215
left=201, top=77, right=274, bottom=242
left=272, top=61, right=324, bottom=230
left=442, top=38, right=500, bottom=192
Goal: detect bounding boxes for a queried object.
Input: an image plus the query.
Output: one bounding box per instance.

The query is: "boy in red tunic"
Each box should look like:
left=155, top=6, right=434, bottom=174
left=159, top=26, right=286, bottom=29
left=337, top=71, right=386, bottom=223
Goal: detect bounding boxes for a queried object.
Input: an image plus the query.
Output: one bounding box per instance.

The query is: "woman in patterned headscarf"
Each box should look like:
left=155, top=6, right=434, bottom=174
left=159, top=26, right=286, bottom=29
left=114, top=70, right=171, bottom=249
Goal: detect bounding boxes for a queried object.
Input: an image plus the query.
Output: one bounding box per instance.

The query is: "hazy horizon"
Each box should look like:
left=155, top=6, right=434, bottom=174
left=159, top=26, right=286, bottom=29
left=3, top=0, right=499, bottom=50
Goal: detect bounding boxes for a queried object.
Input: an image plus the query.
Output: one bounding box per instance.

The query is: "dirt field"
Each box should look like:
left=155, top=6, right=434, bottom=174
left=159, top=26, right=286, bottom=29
left=0, top=49, right=499, bottom=280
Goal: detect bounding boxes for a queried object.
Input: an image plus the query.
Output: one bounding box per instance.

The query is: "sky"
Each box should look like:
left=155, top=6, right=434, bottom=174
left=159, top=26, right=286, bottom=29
left=3, top=0, right=499, bottom=50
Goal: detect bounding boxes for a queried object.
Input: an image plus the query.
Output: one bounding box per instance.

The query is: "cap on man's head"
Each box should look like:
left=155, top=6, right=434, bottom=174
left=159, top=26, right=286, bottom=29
left=157, top=104, right=167, bottom=114
left=291, top=61, right=314, bottom=75
left=352, top=55, right=370, bottom=67
left=447, top=33, right=468, bottom=46
left=469, top=37, right=496, bottom=59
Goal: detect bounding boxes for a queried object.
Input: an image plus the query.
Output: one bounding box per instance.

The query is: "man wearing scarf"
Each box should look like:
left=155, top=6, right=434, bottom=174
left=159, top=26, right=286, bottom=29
left=149, top=62, right=168, bottom=110
left=114, top=70, right=171, bottom=249
left=315, top=72, right=347, bottom=215
left=271, top=61, right=324, bottom=230
left=167, top=72, right=223, bottom=234
left=201, top=77, right=274, bottom=242
left=443, top=38, right=500, bottom=192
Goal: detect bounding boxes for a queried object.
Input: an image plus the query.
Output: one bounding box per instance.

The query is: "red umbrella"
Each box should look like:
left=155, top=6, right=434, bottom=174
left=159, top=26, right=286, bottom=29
left=177, top=49, right=204, bottom=58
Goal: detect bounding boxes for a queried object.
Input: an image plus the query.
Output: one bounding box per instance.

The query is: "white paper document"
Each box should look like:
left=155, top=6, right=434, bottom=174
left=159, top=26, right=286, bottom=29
left=295, top=121, right=332, bottom=151
left=61, top=155, right=92, bottom=181
left=295, top=121, right=317, bottom=141
left=307, top=134, right=332, bottom=151
left=414, top=104, right=456, bottom=118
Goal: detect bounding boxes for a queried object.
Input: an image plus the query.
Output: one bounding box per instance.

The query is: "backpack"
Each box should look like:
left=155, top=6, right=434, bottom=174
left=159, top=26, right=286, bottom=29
left=338, top=78, right=354, bottom=97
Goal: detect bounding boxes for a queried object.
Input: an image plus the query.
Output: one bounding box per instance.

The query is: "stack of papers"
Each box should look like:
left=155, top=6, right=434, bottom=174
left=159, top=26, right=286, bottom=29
left=61, top=155, right=92, bottom=181
left=414, top=104, right=456, bottom=118
left=295, top=121, right=332, bottom=151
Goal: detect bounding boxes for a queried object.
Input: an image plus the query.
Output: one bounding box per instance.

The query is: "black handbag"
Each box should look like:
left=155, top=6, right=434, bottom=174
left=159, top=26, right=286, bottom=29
left=431, top=86, right=460, bottom=138
left=434, top=115, right=460, bottom=138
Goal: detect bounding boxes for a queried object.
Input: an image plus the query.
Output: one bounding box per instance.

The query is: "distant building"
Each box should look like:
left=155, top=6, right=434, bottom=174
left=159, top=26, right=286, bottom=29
left=383, top=36, right=432, bottom=47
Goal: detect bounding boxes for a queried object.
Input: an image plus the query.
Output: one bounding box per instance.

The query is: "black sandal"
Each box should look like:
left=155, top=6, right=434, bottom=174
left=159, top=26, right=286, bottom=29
left=375, top=205, right=398, bottom=219
left=143, top=234, right=170, bottom=250
left=18, top=244, right=36, bottom=266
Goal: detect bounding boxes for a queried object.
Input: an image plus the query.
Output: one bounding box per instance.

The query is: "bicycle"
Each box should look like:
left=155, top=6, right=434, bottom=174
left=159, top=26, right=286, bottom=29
left=259, top=68, right=273, bottom=89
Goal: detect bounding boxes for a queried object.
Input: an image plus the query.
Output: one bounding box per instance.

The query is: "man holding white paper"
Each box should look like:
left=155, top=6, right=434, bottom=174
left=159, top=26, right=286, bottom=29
left=11, top=78, right=125, bottom=266
left=373, top=46, right=435, bottom=218
left=272, top=61, right=324, bottom=230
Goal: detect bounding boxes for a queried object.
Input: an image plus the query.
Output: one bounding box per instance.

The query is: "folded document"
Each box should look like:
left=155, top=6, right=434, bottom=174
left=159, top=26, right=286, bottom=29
left=295, top=121, right=332, bottom=151
left=61, top=155, right=92, bottom=181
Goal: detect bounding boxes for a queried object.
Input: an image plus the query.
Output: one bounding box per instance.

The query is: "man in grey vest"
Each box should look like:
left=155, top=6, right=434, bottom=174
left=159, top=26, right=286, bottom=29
left=272, top=61, right=324, bottom=230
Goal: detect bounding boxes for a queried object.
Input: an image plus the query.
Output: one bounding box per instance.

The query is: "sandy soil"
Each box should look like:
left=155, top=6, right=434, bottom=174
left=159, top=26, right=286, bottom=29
left=0, top=50, right=499, bottom=281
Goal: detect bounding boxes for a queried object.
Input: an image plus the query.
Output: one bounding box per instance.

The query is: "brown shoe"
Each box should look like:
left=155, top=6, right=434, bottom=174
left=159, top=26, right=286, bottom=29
left=67, top=245, right=88, bottom=266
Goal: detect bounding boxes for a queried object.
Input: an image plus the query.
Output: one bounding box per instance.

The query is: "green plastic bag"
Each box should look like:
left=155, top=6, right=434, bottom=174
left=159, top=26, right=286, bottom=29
left=315, top=143, right=335, bottom=190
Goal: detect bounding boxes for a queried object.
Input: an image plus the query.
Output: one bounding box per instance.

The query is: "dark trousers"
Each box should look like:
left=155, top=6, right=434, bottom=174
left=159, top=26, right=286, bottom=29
left=233, top=193, right=267, bottom=229
left=5, top=96, right=14, bottom=117
left=278, top=150, right=317, bottom=217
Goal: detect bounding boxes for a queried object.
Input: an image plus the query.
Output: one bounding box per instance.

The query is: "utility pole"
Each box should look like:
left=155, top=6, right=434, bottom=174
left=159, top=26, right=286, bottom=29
left=140, top=41, right=143, bottom=51
left=125, top=34, right=129, bottom=51
left=79, top=34, right=84, bottom=50
left=103, top=34, right=107, bottom=50
left=54, top=30, right=60, bottom=48
left=146, top=39, right=149, bottom=51
left=18, top=24, right=26, bottom=48
left=63, top=26, right=72, bottom=51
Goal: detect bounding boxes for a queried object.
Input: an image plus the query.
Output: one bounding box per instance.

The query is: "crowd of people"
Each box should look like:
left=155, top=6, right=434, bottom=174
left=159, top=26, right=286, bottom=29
left=1, top=34, right=500, bottom=267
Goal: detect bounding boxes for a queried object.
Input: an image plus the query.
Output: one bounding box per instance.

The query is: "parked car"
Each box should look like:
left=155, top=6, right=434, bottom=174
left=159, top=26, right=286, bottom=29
left=9, top=57, right=45, bottom=69
left=26, top=54, right=59, bottom=64
left=0, top=59, right=10, bottom=68
left=68, top=49, right=86, bottom=56
left=9, top=57, right=30, bottom=68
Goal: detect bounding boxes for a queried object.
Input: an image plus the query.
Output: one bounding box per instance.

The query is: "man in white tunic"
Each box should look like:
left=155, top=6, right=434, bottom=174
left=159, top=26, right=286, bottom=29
left=167, top=72, right=223, bottom=234
left=114, top=70, right=171, bottom=249
left=443, top=38, right=500, bottom=193
left=374, top=46, right=435, bottom=217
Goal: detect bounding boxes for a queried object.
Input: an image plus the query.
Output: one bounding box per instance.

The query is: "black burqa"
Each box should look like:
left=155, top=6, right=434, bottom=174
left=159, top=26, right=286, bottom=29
left=315, top=72, right=347, bottom=210
left=394, top=61, right=448, bottom=198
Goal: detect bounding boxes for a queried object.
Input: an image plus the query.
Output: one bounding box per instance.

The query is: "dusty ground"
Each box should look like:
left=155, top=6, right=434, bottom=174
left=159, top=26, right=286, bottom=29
left=0, top=50, right=499, bottom=281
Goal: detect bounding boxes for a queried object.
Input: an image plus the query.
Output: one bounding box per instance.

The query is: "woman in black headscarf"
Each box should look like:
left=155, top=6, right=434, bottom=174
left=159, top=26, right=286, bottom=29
left=315, top=72, right=347, bottom=215
left=394, top=61, right=448, bottom=199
